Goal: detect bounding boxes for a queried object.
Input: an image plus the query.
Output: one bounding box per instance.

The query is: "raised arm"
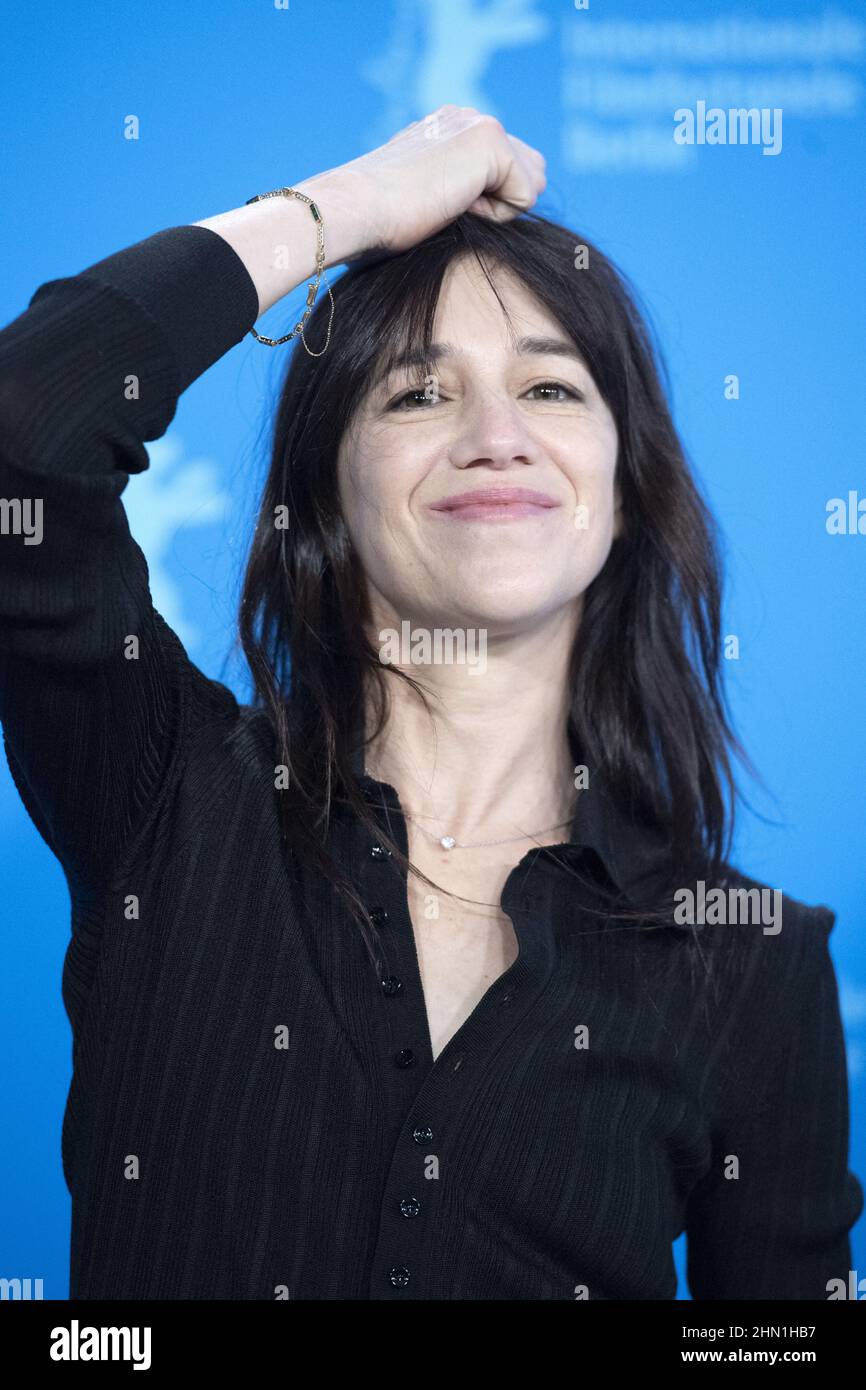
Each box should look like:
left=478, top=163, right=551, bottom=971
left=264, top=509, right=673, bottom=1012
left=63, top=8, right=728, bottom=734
left=0, top=224, right=257, bottom=892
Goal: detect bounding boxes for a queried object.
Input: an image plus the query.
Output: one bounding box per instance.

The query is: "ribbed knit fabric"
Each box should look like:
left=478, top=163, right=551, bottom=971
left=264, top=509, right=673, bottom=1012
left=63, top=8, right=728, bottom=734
left=0, top=226, right=861, bottom=1300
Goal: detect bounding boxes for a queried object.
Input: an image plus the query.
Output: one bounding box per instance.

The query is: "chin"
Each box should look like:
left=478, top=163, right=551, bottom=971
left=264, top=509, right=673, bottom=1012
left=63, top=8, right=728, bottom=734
left=424, top=584, right=571, bottom=634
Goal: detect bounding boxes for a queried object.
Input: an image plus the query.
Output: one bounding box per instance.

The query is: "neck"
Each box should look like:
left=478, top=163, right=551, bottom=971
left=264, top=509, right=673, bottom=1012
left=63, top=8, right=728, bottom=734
left=364, top=604, right=580, bottom=844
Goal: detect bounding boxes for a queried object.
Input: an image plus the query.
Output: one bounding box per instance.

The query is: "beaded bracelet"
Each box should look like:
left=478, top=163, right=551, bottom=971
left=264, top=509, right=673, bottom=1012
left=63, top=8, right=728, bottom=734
left=244, top=186, right=335, bottom=355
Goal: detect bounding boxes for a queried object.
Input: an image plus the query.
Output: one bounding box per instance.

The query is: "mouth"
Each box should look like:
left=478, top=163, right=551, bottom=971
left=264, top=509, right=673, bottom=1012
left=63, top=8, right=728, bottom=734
left=429, top=486, right=562, bottom=522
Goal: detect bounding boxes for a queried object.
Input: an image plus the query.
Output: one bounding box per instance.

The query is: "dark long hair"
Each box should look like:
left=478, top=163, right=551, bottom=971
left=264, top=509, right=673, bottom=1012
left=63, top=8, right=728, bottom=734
left=238, top=208, right=748, bottom=966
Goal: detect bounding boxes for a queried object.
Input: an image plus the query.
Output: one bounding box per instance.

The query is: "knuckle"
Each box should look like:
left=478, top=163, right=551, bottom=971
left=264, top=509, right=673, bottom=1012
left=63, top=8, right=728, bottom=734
left=481, top=113, right=506, bottom=137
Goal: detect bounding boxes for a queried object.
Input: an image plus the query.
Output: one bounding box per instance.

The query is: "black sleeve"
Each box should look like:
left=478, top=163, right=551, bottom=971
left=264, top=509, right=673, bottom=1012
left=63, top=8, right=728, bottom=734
left=0, top=225, right=259, bottom=896
left=685, top=906, right=864, bottom=1299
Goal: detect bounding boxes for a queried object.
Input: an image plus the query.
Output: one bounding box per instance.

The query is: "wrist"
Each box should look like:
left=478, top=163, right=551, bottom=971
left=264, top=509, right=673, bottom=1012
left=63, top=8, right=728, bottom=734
left=293, top=167, right=376, bottom=270
left=192, top=170, right=373, bottom=322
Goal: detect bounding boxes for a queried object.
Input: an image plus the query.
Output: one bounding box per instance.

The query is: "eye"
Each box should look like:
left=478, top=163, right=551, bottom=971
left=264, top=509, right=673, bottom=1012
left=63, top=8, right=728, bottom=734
left=387, top=379, right=585, bottom=410
left=388, top=386, right=439, bottom=410
left=524, top=381, right=584, bottom=402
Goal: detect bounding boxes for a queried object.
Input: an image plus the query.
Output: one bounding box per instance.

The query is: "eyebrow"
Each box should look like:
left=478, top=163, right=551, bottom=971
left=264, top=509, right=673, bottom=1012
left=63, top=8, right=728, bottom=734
left=373, top=335, right=588, bottom=390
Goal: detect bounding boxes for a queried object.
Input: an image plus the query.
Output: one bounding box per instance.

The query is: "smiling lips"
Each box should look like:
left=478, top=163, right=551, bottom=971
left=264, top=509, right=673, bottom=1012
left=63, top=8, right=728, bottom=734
left=429, top=486, right=562, bottom=521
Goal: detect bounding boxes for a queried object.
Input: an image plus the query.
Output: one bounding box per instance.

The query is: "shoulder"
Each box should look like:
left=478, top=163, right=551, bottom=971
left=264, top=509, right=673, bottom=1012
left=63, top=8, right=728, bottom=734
left=185, top=696, right=278, bottom=806
left=170, top=694, right=277, bottom=843
left=689, top=863, right=841, bottom=1041
left=183, top=674, right=273, bottom=767
left=709, top=863, right=837, bottom=957
left=678, top=866, right=846, bottom=1117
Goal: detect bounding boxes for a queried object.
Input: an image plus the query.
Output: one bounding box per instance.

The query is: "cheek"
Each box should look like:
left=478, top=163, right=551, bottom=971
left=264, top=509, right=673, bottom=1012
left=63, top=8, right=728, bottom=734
left=343, top=430, right=431, bottom=525
left=558, top=433, right=619, bottom=571
left=562, top=428, right=618, bottom=514
left=338, top=451, right=417, bottom=578
left=338, top=450, right=389, bottom=535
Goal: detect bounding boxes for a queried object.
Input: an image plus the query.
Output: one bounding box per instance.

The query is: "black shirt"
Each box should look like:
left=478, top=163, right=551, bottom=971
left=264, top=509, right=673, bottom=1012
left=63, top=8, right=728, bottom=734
left=0, top=225, right=861, bottom=1299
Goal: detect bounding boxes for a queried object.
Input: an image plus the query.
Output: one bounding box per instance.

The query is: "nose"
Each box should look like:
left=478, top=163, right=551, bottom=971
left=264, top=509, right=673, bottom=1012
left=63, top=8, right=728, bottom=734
left=447, top=391, right=543, bottom=472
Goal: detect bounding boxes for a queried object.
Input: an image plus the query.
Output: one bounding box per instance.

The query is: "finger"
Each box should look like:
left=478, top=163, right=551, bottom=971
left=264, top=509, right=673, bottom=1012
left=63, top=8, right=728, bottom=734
left=507, top=133, right=546, bottom=174
left=475, top=146, right=539, bottom=220
left=467, top=186, right=532, bottom=223
left=506, top=136, right=547, bottom=196
left=498, top=160, right=536, bottom=210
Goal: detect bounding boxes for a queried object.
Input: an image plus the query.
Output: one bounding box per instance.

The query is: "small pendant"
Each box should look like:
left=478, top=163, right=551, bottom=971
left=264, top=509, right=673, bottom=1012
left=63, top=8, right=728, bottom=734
left=440, top=836, right=456, bottom=850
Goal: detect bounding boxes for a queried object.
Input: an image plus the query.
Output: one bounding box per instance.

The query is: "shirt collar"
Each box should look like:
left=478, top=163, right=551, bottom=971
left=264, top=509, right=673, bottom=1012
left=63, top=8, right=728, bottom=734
left=563, top=770, right=674, bottom=907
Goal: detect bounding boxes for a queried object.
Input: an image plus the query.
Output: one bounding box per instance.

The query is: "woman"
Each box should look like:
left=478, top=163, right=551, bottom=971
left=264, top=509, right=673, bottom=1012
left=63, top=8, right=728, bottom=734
left=1, top=106, right=861, bottom=1300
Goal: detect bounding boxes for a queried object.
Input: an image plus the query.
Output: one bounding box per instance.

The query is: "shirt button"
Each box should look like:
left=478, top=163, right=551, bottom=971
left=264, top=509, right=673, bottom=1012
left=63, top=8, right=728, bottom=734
left=369, top=907, right=388, bottom=928
left=394, top=1048, right=417, bottom=1068
left=370, top=844, right=391, bottom=860
left=381, top=975, right=403, bottom=996
left=412, top=1125, right=433, bottom=1144
left=400, top=1196, right=421, bottom=1218
left=389, top=1266, right=411, bottom=1288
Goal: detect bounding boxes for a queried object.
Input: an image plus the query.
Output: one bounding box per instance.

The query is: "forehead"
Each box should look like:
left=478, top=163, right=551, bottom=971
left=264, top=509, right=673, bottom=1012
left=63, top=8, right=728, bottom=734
left=368, top=257, right=587, bottom=393
left=432, top=256, right=562, bottom=341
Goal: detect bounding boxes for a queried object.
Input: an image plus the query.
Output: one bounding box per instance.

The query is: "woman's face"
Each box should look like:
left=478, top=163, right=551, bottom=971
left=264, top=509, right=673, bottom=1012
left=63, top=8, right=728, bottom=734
left=337, top=255, right=621, bottom=636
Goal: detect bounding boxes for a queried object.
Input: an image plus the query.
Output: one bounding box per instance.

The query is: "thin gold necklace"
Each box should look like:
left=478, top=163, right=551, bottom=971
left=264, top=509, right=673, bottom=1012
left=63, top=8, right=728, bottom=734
left=365, top=760, right=575, bottom=850
left=405, top=814, right=573, bottom=852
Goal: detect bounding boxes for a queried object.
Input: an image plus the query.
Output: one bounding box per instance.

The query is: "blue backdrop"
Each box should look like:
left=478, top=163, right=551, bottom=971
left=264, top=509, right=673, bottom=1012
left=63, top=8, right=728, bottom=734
left=1, top=0, right=864, bottom=1299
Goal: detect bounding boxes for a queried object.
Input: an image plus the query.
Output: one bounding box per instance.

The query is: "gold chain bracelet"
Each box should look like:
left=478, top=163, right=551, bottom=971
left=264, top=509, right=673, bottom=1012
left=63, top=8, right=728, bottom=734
left=244, top=186, right=335, bottom=355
